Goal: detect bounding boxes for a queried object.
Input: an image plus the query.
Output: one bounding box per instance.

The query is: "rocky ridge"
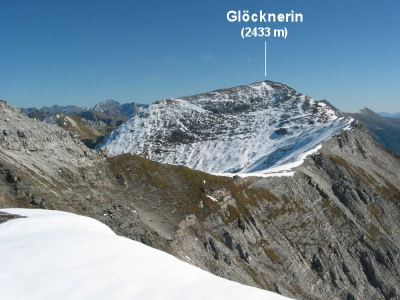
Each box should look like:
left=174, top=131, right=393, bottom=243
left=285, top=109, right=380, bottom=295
left=347, top=108, right=400, bottom=155
left=43, top=113, right=114, bottom=148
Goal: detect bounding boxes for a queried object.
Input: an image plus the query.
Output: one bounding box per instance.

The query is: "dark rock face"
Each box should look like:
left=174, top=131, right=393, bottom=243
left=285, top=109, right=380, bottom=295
left=0, top=212, right=24, bottom=224
left=1, top=97, right=400, bottom=299
left=274, top=128, right=289, bottom=135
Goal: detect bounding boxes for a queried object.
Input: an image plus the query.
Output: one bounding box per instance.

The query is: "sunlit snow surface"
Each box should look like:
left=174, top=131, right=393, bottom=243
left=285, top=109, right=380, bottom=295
left=0, top=208, right=290, bottom=300
left=101, top=81, right=353, bottom=177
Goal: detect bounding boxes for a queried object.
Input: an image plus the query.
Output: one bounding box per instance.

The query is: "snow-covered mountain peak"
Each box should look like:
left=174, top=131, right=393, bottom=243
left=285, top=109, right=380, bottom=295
left=101, top=81, right=353, bottom=176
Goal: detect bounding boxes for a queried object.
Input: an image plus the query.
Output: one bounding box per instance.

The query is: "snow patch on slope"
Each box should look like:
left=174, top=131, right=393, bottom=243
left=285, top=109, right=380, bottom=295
left=0, top=208, right=289, bottom=300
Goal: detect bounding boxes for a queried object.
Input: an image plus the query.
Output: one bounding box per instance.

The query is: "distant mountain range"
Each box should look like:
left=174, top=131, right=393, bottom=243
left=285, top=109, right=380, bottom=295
left=20, top=100, right=148, bottom=148
left=379, top=112, right=400, bottom=119
left=20, top=99, right=148, bottom=123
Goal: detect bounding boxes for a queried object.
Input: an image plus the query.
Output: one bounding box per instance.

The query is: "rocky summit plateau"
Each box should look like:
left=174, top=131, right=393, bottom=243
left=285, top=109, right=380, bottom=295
left=1, top=79, right=400, bottom=300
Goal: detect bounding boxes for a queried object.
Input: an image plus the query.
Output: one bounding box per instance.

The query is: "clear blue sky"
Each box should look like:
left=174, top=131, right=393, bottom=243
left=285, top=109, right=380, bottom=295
left=1, top=0, right=399, bottom=112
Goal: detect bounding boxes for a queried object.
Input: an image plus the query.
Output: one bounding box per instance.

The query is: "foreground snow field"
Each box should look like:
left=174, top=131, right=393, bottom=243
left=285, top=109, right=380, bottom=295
left=0, top=208, right=290, bottom=300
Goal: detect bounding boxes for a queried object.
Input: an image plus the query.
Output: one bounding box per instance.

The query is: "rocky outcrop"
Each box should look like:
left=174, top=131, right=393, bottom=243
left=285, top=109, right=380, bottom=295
left=1, top=99, right=400, bottom=299
left=0, top=211, right=24, bottom=224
